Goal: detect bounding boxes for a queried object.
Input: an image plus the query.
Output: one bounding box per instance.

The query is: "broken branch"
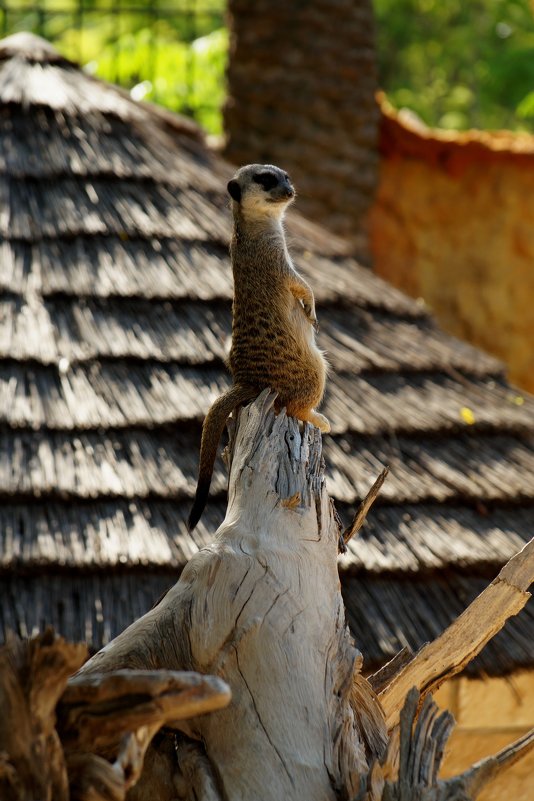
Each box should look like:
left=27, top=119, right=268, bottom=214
left=378, top=538, right=534, bottom=730
left=341, top=467, right=389, bottom=550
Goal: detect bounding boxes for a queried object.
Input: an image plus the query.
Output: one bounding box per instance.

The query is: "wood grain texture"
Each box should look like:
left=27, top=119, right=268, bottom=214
left=0, top=628, right=230, bottom=801
left=1, top=393, right=533, bottom=800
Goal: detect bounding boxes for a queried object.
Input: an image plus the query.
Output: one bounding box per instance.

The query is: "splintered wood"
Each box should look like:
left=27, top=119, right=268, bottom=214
left=378, top=689, right=534, bottom=801
left=342, top=466, right=389, bottom=548
left=0, top=630, right=230, bottom=801
left=378, top=537, right=534, bottom=730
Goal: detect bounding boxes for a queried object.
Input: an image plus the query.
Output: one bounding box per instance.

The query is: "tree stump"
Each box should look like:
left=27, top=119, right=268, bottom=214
left=81, top=390, right=385, bottom=799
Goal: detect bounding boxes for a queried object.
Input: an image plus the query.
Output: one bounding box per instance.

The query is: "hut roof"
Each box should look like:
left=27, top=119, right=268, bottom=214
left=1, top=33, right=533, bottom=677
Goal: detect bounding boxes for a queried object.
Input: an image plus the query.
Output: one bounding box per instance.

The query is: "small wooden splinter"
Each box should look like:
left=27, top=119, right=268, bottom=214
left=340, top=467, right=389, bottom=552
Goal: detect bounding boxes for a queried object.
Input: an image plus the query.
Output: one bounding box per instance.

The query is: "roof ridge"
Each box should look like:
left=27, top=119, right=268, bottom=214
left=0, top=32, right=205, bottom=144
left=0, top=32, right=69, bottom=65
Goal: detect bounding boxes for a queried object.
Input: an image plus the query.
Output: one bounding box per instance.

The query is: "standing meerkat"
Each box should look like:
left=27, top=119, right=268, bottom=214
left=187, top=163, right=330, bottom=531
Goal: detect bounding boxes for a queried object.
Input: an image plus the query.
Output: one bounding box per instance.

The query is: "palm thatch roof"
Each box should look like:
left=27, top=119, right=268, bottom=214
left=1, top=32, right=533, bottom=676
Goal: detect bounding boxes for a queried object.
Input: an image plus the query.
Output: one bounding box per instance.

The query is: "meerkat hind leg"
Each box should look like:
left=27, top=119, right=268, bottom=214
left=297, top=408, right=331, bottom=433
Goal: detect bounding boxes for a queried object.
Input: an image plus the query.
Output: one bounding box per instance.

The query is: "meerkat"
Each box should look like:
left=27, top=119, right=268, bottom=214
left=187, top=163, right=330, bottom=531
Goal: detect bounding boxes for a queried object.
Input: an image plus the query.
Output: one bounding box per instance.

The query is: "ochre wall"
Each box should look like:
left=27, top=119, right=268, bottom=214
left=434, top=672, right=534, bottom=800
left=369, top=98, right=534, bottom=392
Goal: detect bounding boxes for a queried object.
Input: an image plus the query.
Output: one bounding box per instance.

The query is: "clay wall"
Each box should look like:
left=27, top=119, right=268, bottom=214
left=435, top=673, right=534, bottom=801
left=370, top=98, right=534, bottom=392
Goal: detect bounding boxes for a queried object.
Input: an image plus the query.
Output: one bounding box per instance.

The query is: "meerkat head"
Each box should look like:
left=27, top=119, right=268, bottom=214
left=227, top=164, right=295, bottom=220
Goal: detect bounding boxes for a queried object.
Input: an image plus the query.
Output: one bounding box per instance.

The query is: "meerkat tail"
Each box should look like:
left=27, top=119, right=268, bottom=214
left=187, top=383, right=258, bottom=531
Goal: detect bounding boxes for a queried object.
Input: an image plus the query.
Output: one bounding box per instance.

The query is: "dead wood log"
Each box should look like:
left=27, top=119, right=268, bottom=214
left=0, top=628, right=87, bottom=801
left=61, top=670, right=230, bottom=801
left=59, top=669, right=230, bottom=757
left=378, top=537, right=534, bottom=731
left=75, top=391, right=534, bottom=799
left=78, top=390, right=387, bottom=800
left=0, top=630, right=230, bottom=801
left=74, top=390, right=534, bottom=800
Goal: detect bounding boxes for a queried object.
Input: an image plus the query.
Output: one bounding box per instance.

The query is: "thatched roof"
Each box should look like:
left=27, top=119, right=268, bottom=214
left=1, top=33, right=533, bottom=676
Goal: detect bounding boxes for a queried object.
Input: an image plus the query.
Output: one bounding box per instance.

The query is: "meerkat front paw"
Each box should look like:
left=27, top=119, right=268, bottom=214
left=303, top=302, right=319, bottom=331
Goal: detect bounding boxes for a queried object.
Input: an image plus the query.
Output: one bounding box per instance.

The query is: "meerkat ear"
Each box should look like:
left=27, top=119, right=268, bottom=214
left=227, top=179, right=241, bottom=202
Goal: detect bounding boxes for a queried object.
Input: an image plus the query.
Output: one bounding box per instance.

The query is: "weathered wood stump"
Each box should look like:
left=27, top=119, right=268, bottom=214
left=0, top=630, right=230, bottom=801
left=80, top=391, right=386, bottom=799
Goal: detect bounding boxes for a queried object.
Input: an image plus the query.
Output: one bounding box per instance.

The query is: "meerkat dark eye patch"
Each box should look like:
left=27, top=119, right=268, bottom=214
left=227, top=179, right=242, bottom=202
left=253, top=172, right=278, bottom=191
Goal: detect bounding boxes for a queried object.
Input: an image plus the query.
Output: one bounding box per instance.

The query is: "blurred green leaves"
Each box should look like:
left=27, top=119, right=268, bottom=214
left=1, top=0, right=533, bottom=134
left=374, top=0, right=534, bottom=131
left=1, top=0, right=227, bottom=133
left=517, top=91, right=534, bottom=119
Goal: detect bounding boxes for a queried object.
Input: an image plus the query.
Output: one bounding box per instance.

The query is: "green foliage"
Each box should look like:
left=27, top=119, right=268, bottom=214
left=1, top=0, right=227, bottom=134
left=373, top=0, right=534, bottom=131
left=517, top=91, right=534, bottom=119
left=1, top=0, right=533, bottom=134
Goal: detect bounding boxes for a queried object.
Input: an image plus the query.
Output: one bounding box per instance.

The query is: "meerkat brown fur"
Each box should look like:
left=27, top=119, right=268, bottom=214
left=187, top=164, right=330, bottom=531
